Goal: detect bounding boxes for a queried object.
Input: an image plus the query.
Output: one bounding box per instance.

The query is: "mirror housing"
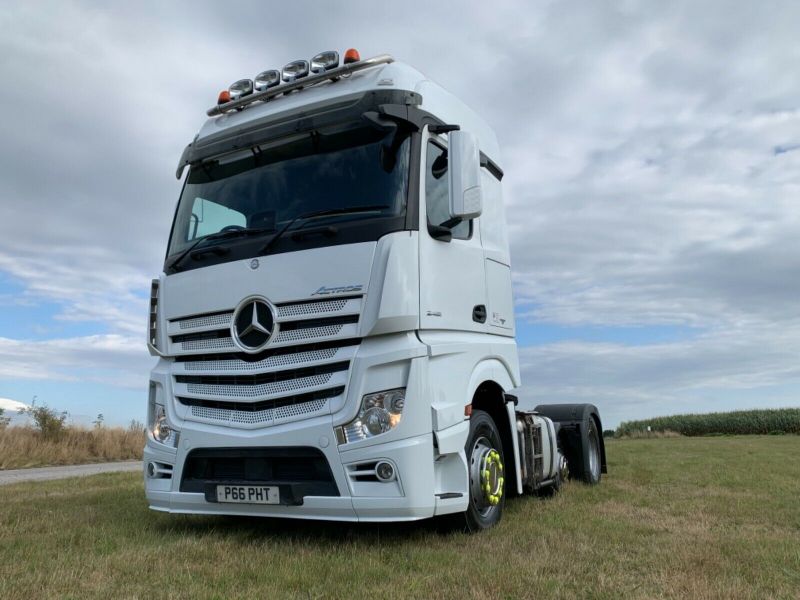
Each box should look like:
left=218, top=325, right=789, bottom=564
left=447, top=130, right=483, bottom=222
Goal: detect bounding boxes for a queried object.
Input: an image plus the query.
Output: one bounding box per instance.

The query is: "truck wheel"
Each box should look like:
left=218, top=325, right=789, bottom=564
left=578, top=417, right=602, bottom=484
left=463, top=410, right=506, bottom=532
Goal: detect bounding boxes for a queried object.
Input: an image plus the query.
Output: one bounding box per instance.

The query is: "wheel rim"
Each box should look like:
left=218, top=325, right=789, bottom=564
left=588, top=426, right=601, bottom=480
left=469, top=435, right=504, bottom=517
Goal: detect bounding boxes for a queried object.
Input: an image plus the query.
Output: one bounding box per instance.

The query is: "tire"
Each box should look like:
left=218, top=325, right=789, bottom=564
left=461, top=410, right=506, bottom=532
left=578, top=417, right=602, bottom=484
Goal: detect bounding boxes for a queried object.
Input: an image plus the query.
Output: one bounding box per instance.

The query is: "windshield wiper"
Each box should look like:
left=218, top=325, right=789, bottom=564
left=259, top=205, right=389, bottom=254
left=168, top=227, right=273, bottom=272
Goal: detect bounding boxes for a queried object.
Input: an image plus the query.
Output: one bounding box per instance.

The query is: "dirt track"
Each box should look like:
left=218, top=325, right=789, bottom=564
left=0, top=461, right=141, bottom=485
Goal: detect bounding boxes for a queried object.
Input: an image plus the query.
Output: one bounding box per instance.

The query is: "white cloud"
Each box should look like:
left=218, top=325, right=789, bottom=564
left=518, top=318, right=800, bottom=427
left=0, top=335, right=152, bottom=389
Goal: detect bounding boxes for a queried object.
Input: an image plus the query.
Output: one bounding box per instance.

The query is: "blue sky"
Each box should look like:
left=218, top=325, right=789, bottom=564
left=0, top=1, right=798, bottom=428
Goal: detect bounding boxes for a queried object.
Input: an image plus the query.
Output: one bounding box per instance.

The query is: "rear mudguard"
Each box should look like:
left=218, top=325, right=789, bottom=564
left=534, top=403, right=607, bottom=475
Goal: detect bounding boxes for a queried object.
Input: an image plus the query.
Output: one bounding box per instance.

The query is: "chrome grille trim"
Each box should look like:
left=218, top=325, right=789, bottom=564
left=179, top=387, right=345, bottom=429
left=177, top=311, right=233, bottom=330
left=176, top=344, right=356, bottom=375
left=277, top=298, right=347, bottom=318
left=189, top=398, right=329, bottom=426
left=167, top=296, right=362, bottom=336
left=186, top=372, right=334, bottom=398
left=275, top=324, right=343, bottom=343
left=174, top=370, right=349, bottom=404
left=169, top=323, right=360, bottom=356
left=179, top=337, right=236, bottom=352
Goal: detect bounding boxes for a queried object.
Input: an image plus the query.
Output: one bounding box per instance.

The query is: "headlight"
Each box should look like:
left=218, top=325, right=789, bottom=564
left=337, top=388, right=405, bottom=444
left=151, top=404, right=179, bottom=448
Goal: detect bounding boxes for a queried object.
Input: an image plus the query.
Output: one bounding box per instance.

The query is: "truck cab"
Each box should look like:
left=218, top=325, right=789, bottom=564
left=145, top=50, right=605, bottom=530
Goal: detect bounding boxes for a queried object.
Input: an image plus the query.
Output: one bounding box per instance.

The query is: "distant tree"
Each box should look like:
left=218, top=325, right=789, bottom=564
left=603, top=429, right=616, bottom=438
left=0, top=407, right=9, bottom=430
left=24, top=404, right=68, bottom=441
left=93, top=413, right=105, bottom=429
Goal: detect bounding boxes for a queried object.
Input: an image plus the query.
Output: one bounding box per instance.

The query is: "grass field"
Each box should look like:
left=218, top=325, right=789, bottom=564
left=1, top=436, right=799, bottom=599
left=0, top=426, right=143, bottom=470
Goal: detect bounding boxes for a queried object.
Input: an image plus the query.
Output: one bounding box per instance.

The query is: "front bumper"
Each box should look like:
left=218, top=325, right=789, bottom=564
left=144, top=415, right=438, bottom=522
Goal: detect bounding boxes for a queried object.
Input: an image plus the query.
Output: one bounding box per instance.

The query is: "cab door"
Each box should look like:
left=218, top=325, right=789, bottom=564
left=419, top=128, right=487, bottom=333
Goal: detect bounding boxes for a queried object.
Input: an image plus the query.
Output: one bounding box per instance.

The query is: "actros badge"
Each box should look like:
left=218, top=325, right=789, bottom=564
left=312, top=284, right=364, bottom=296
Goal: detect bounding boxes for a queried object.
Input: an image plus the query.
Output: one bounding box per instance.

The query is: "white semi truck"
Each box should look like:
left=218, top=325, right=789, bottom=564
left=145, top=49, right=606, bottom=531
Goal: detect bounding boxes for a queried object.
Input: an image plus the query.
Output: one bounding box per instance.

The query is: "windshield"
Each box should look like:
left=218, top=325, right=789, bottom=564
left=166, top=122, right=411, bottom=262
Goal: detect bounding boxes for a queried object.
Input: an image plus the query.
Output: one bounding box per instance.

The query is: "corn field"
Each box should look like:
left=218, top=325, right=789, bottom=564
left=616, top=408, right=800, bottom=437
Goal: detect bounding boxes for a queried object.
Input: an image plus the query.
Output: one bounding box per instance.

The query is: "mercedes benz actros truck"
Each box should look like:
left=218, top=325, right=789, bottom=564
left=145, top=49, right=606, bottom=531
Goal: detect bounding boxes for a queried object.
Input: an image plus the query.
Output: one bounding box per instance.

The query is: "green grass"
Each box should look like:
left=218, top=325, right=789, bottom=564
left=616, top=408, right=800, bottom=437
left=1, top=436, right=799, bottom=599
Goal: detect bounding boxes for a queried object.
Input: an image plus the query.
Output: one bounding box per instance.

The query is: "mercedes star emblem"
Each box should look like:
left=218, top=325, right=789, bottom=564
left=231, top=297, right=277, bottom=352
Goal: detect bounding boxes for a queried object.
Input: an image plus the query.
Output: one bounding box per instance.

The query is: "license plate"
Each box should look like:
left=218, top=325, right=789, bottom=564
left=216, top=485, right=279, bottom=504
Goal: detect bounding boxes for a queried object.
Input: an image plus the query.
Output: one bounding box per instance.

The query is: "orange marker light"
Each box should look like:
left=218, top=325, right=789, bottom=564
left=343, top=48, right=360, bottom=64
left=217, top=90, right=231, bottom=104
left=464, top=404, right=472, bottom=417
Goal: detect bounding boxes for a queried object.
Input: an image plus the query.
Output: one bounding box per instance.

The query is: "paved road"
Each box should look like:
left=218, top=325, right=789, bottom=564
left=0, top=461, right=141, bottom=486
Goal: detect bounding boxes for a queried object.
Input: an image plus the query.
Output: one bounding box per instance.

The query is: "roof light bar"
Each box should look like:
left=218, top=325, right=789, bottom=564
left=229, top=79, right=254, bottom=100
left=207, top=53, right=394, bottom=117
left=311, top=50, right=339, bottom=73
left=254, top=69, right=281, bottom=91
left=282, top=59, right=309, bottom=83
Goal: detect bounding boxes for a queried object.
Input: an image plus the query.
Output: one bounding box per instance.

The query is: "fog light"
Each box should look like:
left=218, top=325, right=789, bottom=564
left=146, top=462, right=157, bottom=478
left=375, top=461, right=395, bottom=482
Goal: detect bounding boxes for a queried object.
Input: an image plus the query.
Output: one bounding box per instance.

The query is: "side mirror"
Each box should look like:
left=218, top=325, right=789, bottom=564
left=448, top=130, right=483, bottom=222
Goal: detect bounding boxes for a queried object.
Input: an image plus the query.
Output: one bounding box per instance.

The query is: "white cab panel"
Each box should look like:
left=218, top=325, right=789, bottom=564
left=485, top=259, right=514, bottom=334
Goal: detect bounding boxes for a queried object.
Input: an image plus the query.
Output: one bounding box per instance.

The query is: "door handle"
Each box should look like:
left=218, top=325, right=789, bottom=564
left=472, top=304, right=487, bottom=323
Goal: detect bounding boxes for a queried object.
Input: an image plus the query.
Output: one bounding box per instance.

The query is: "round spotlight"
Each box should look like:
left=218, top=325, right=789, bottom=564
left=146, top=462, right=158, bottom=478
left=311, top=50, right=339, bottom=73
left=254, top=69, right=281, bottom=91
left=229, top=79, right=254, bottom=100
left=282, top=60, right=310, bottom=83
left=375, top=461, right=395, bottom=482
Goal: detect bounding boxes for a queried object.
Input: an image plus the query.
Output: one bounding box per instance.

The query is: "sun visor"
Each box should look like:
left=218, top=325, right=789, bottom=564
left=175, top=90, right=421, bottom=179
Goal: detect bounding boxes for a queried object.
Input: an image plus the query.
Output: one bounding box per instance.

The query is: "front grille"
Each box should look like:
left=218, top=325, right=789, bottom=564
left=175, top=361, right=349, bottom=387
left=178, top=386, right=345, bottom=413
left=167, top=296, right=363, bottom=429
left=180, top=447, right=340, bottom=500
left=178, top=311, right=232, bottom=330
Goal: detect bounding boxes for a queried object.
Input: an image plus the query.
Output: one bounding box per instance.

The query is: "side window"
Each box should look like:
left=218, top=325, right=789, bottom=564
left=187, top=197, right=246, bottom=241
left=425, top=140, right=470, bottom=240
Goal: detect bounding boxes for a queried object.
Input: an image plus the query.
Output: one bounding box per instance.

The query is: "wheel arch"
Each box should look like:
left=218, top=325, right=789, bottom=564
left=466, top=360, right=523, bottom=495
